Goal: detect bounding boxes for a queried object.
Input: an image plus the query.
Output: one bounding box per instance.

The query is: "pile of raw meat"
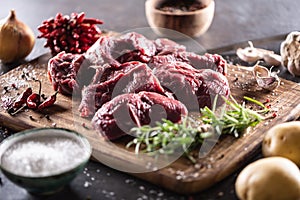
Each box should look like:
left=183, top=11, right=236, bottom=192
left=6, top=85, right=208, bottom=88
left=48, top=32, right=230, bottom=140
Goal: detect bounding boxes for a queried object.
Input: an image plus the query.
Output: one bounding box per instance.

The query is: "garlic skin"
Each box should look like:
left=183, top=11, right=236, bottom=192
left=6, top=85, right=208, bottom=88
left=0, top=10, right=35, bottom=63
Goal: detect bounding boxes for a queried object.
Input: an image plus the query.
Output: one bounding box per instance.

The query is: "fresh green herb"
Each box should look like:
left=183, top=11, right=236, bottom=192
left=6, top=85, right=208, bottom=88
left=243, top=96, right=269, bottom=113
left=127, top=95, right=266, bottom=162
left=126, top=117, right=212, bottom=163
left=201, top=96, right=265, bottom=137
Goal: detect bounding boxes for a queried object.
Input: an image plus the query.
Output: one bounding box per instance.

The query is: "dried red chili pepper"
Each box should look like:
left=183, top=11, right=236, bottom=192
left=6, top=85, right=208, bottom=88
left=12, top=87, right=32, bottom=109
left=26, top=93, right=40, bottom=109
left=38, top=91, right=58, bottom=110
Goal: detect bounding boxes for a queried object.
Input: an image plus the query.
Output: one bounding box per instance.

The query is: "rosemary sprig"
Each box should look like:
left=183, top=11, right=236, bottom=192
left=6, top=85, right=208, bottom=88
left=126, top=117, right=212, bottom=162
left=127, top=96, right=266, bottom=162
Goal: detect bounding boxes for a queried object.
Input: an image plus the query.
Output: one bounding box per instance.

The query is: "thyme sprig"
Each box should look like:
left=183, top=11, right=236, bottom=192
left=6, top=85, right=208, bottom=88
left=127, top=96, right=266, bottom=162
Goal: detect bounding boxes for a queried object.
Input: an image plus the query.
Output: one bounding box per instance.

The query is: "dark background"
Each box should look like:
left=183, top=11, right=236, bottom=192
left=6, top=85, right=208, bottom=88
left=0, top=0, right=300, bottom=199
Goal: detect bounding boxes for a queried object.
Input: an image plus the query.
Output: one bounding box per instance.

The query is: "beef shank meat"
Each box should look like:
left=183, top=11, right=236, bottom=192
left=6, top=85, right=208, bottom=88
left=85, top=32, right=156, bottom=67
left=92, top=91, right=188, bottom=140
left=79, top=61, right=165, bottom=117
left=152, top=61, right=230, bottom=110
left=48, top=52, right=86, bottom=95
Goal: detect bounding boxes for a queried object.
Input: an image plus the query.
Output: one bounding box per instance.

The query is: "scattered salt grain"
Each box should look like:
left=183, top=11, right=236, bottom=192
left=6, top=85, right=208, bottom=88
left=157, top=192, right=164, bottom=197
left=192, top=172, right=199, bottom=178
left=264, top=122, right=269, bottom=126
left=139, top=185, right=145, bottom=191
left=149, top=190, right=157, bottom=195
left=194, top=164, right=201, bottom=169
left=109, top=191, right=115, bottom=196
left=218, top=192, right=224, bottom=197
left=84, top=181, right=92, bottom=188
left=125, top=179, right=135, bottom=184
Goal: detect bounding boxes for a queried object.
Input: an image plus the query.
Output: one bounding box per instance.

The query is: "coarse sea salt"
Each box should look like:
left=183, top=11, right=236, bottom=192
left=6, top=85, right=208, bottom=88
left=1, top=136, right=89, bottom=177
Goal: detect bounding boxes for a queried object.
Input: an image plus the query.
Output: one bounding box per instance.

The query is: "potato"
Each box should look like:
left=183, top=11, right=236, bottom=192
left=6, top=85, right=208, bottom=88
left=262, top=121, right=300, bottom=166
left=235, top=157, right=300, bottom=200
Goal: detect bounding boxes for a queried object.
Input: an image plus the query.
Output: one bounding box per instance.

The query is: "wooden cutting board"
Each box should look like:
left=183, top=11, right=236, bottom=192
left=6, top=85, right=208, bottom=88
left=1, top=53, right=300, bottom=194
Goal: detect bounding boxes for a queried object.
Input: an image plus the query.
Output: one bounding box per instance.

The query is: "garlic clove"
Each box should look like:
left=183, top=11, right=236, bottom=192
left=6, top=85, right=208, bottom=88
left=256, top=76, right=280, bottom=91
left=236, top=41, right=272, bottom=63
left=253, top=64, right=280, bottom=91
left=236, top=47, right=262, bottom=63
left=236, top=41, right=282, bottom=67
left=263, top=53, right=282, bottom=66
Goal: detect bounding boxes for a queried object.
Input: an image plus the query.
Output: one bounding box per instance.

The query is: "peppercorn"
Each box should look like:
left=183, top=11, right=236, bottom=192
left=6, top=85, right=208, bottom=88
left=29, top=115, right=36, bottom=121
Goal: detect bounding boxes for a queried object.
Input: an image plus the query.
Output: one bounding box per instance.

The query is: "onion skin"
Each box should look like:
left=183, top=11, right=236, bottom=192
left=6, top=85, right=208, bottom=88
left=0, top=10, right=35, bottom=63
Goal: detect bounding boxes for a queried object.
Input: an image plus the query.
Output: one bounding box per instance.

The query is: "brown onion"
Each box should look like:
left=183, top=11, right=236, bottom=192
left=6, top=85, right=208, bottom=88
left=0, top=10, right=35, bottom=63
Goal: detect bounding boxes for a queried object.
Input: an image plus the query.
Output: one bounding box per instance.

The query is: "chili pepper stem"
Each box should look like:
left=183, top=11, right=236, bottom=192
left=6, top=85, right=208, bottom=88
left=9, top=105, right=27, bottom=116
left=35, top=79, right=42, bottom=102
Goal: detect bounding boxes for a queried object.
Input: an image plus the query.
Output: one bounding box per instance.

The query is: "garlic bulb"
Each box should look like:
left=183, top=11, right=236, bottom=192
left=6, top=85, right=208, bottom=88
left=280, top=31, right=300, bottom=76
left=0, top=10, right=35, bottom=63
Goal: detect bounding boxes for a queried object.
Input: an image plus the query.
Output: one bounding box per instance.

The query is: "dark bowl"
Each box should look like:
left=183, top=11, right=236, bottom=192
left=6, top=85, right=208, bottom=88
left=0, top=128, right=91, bottom=195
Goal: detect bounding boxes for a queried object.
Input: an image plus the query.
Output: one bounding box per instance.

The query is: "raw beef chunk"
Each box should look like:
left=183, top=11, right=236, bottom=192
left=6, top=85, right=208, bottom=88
left=154, top=38, right=186, bottom=55
left=48, top=52, right=86, bottom=95
left=91, top=92, right=188, bottom=140
left=150, top=52, right=227, bottom=75
left=85, top=32, right=156, bottom=67
left=152, top=61, right=230, bottom=110
left=178, top=52, right=227, bottom=75
left=79, top=61, right=165, bottom=117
